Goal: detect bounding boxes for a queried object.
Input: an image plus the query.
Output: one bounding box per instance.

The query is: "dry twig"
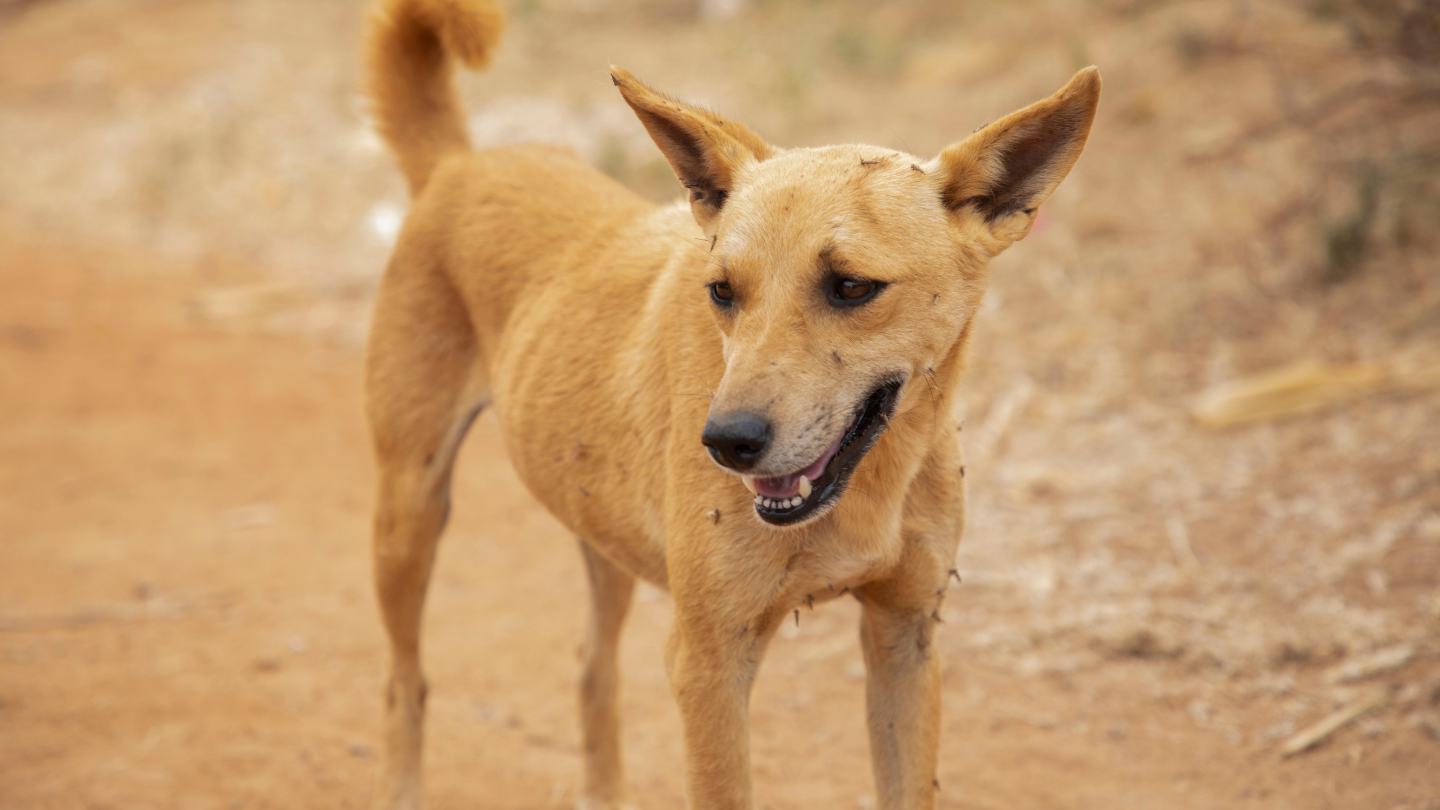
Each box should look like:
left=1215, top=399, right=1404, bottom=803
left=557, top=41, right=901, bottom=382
left=1279, top=688, right=1389, bottom=758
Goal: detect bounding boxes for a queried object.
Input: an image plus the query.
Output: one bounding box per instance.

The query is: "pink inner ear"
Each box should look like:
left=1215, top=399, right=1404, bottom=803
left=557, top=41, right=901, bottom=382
left=1031, top=209, right=1050, bottom=236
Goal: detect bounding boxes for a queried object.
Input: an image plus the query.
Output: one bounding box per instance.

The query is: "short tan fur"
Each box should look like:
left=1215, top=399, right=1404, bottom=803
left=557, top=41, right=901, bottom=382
left=363, top=1, right=1100, bottom=808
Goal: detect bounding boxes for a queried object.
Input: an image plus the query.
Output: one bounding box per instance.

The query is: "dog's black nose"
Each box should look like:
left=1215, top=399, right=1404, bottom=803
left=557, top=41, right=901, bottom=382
left=701, top=411, right=772, bottom=472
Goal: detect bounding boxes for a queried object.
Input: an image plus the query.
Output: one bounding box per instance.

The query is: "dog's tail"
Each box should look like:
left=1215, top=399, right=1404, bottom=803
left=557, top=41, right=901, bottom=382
left=365, top=0, right=504, bottom=195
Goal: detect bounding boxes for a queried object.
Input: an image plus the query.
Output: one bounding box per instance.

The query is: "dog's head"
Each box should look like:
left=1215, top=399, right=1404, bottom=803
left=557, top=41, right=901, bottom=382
left=613, top=67, right=1100, bottom=527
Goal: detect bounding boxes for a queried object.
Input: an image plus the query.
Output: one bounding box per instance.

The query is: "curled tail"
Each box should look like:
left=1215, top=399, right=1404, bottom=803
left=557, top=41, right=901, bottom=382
left=365, top=0, right=504, bottom=195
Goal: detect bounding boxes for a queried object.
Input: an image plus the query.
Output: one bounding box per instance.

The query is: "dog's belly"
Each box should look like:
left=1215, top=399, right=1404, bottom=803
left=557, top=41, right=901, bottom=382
left=432, top=182, right=703, bottom=587
left=500, top=407, right=671, bottom=587
left=488, top=381, right=672, bottom=587
left=483, top=271, right=683, bottom=588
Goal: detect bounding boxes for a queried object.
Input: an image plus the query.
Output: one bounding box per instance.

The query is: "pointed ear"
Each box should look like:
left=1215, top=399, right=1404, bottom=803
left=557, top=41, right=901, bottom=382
left=934, top=67, right=1101, bottom=253
left=610, top=66, right=774, bottom=236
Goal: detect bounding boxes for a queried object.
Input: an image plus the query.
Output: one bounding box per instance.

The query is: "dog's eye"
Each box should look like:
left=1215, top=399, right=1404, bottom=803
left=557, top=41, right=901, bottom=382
left=708, top=281, right=735, bottom=308
left=828, top=276, right=884, bottom=308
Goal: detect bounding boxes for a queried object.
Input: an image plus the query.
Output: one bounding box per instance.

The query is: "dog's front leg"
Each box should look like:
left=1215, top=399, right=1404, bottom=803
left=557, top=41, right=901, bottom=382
left=857, top=591, right=945, bottom=810
left=667, top=608, right=776, bottom=810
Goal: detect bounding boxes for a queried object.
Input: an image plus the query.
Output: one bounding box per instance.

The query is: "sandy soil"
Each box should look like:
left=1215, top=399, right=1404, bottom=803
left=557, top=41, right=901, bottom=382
left=2, top=0, right=1438, bottom=808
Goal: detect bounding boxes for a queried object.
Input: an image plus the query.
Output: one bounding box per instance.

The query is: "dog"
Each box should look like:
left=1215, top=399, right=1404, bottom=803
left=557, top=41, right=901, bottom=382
left=362, top=1, right=1099, bottom=807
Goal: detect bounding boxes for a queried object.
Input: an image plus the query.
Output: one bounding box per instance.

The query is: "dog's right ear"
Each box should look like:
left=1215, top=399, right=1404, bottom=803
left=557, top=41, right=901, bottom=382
left=932, top=67, right=1101, bottom=255
left=611, top=67, right=773, bottom=236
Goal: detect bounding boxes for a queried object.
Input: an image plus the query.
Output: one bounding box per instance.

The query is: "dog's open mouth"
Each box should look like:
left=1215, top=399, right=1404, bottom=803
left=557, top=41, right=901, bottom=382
left=741, top=378, right=903, bottom=527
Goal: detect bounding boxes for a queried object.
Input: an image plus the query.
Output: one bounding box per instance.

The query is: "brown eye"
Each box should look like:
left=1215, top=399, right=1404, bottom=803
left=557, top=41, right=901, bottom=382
left=708, top=281, right=735, bottom=308
left=828, top=276, right=885, bottom=308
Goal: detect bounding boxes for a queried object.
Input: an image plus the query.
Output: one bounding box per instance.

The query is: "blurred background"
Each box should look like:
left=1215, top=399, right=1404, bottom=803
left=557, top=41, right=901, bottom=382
left=1, top=0, right=1437, bottom=807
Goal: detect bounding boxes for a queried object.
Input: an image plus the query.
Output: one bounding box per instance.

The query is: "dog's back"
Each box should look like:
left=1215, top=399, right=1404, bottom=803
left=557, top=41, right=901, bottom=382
left=365, top=0, right=701, bottom=590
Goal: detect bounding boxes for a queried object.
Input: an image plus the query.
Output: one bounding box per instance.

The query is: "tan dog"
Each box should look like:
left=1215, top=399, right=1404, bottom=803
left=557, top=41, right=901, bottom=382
left=363, top=1, right=1099, bottom=807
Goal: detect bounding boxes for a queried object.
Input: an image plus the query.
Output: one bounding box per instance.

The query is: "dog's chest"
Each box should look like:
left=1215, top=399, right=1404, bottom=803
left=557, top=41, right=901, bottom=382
left=782, top=527, right=904, bottom=604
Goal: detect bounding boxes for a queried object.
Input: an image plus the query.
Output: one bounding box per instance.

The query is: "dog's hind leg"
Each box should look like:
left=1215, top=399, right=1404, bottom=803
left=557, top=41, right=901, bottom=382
left=367, top=265, right=486, bottom=810
left=575, top=541, right=637, bottom=810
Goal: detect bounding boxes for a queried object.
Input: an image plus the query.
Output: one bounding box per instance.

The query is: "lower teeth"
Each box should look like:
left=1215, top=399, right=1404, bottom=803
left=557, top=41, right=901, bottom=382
left=754, top=495, right=806, bottom=511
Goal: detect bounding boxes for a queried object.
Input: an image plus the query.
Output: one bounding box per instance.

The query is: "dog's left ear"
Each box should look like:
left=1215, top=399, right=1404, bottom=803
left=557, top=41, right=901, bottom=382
left=933, top=67, right=1101, bottom=254
left=611, top=67, right=774, bottom=237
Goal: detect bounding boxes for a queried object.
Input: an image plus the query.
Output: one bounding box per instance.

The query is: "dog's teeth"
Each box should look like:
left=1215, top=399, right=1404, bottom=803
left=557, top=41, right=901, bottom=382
left=790, top=496, right=802, bottom=508
left=798, top=475, right=813, bottom=499
left=741, top=475, right=757, bottom=495
left=754, top=495, right=763, bottom=506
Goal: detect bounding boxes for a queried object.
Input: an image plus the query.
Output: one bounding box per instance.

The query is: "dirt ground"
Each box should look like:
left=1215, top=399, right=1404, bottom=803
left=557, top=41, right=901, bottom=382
left=2, top=0, right=1439, bottom=808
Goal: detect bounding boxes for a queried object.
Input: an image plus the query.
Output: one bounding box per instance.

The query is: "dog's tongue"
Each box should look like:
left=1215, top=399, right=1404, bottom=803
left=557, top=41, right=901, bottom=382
left=754, top=473, right=800, bottom=499
left=753, top=437, right=840, bottom=498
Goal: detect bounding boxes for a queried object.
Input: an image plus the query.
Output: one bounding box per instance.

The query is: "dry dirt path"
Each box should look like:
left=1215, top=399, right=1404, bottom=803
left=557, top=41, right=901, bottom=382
left=2, top=239, right=1435, bottom=809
